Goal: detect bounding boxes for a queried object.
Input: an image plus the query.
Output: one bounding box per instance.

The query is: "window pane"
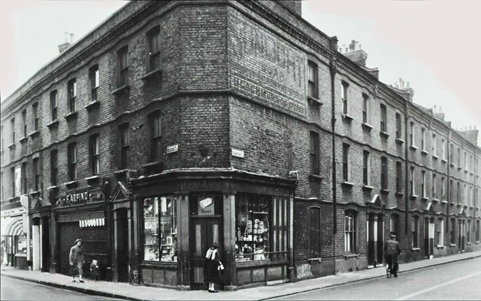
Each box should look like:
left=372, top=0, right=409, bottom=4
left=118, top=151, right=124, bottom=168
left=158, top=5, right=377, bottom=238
left=144, top=197, right=160, bottom=261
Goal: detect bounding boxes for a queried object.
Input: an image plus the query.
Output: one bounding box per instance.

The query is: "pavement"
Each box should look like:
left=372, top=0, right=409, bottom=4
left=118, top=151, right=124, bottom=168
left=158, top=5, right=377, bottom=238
left=2, top=250, right=481, bottom=301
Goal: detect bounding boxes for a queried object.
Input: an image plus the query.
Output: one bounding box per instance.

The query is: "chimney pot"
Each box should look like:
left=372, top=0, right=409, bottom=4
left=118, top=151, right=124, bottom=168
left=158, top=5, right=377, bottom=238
left=70, top=33, right=75, bottom=43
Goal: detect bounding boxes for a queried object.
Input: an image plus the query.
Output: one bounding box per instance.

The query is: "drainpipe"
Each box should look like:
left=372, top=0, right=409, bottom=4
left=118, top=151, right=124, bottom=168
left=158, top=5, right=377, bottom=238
left=404, top=101, right=409, bottom=234
left=447, top=130, right=452, bottom=234
left=329, top=58, right=338, bottom=235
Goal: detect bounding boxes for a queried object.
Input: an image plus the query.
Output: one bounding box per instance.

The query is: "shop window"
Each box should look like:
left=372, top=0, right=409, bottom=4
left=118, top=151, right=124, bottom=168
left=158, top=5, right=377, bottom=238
left=143, top=196, right=178, bottom=262
left=17, top=235, right=27, bottom=255
left=344, top=211, right=357, bottom=253
left=235, top=194, right=288, bottom=262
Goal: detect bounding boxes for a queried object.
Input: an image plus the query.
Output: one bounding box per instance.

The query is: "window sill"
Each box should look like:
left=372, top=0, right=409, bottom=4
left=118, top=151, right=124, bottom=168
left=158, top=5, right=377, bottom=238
left=395, top=191, right=404, bottom=197
left=457, top=166, right=462, bottom=171
left=343, top=254, right=360, bottom=260
left=85, top=175, right=101, bottom=185
left=441, top=158, right=447, bottom=164
left=411, top=247, right=421, bottom=252
left=342, top=114, right=354, bottom=121
left=141, top=69, right=163, bottom=81
left=341, top=181, right=354, bottom=187
left=307, top=257, right=322, bottom=263
left=362, top=185, right=374, bottom=191
left=47, top=185, right=59, bottom=191
left=395, top=138, right=405, bottom=145
left=450, top=163, right=456, bottom=168
left=410, top=195, right=418, bottom=200
left=19, top=137, right=28, bottom=144
left=29, top=191, right=40, bottom=197
left=7, top=197, right=19, bottom=203
left=441, top=200, right=448, bottom=204
left=381, top=189, right=390, bottom=194
left=309, top=174, right=323, bottom=182
left=85, top=100, right=100, bottom=111
left=64, top=111, right=78, bottom=121
left=111, top=84, right=130, bottom=96
left=464, top=169, right=469, bottom=173
left=307, top=96, right=323, bottom=106
left=380, top=131, right=390, bottom=139
left=421, top=197, right=429, bottom=201
left=65, top=180, right=79, bottom=190
left=47, top=119, right=59, bottom=129
left=436, top=245, right=444, bottom=249
left=8, top=143, right=16, bottom=150
left=475, top=241, right=480, bottom=245
left=432, top=198, right=439, bottom=203
left=432, top=155, right=439, bottom=160
left=362, top=123, right=373, bottom=131
left=469, top=171, right=474, bottom=176
left=449, top=244, right=456, bottom=248
left=421, top=149, right=429, bottom=155
left=409, top=145, right=418, bottom=151
left=466, top=242, right=472, bottom=245
left=29, top=130, right=40, bottom=138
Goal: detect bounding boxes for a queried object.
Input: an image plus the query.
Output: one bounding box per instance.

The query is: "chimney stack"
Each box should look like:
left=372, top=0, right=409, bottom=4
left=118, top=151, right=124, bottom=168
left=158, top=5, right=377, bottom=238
left=392, top=78, right=415, bottom=102
left=58, top=31, right=73, bottom=54
left=342, top=40, right=368, bottom=67
left=459, top=126, right=479, bottom=145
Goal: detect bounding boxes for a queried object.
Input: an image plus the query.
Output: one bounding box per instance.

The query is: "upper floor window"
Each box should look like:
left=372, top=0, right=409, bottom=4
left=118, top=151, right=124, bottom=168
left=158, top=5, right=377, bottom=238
left=118, top=46, right=129, bottom=87
left=33, top=158, right=40, bottom=191
left=50, top=90, right=58, bottom=121
left=344, top=211, right=357, bottom=253
left=362, top=94, right=369, bottom=124
left=307, top=61, right=318, bottom=99
left=457, top=182, right=461, bottom=204
left=432, top=174, right=437, bottom=199
left=342, top=143, right=350, bottom=182
left=464, top=152, right=468, bottom=171
left=51, top=150, right=58, bottom=186
left=68, top=78, right=77, bottom=113
left=68, top=142, right=77, bottom=181
left=396, top=162, right=402, bottom=193
left=10, top=118, right=15, bottom=144
left=22, top=109, right=27, bottom=138
left=1, top=125, right=3, bottom=152
left=90, top=65, right=99, bottom=102
left=380, top=104, right=387, bottom=132
left=421, top=128, right=426, bottom=151
left=381, top=156, right=388, bottom=190
left=395, top=113, right=402, bottom=139
left=457, top=147, right=461, bottom=166
left=432, top=133, right=437, bottom=155
left=90, top=134, right=100, bottom=175
left=441, top=139, right=446, bottom=160
left=10, top=167, right=15, bottom=197
left=148, top=111, right=162, bottom=162
left=341, top=81, right=349, bottom=114
left=410, top=167, right=416, bottom=196
left=32, top=103, right=39, bottom=131
left=450, top=144, right=454, bottom=162
left=410, top=122, right=415, bottom=146
left=119, top=123, right=130, bottom=169
left=421, top=170, right=426, bottom=198
left=441, top=177, right=446, bottom=201
left=0, top=172, right=3, bottom=200
left=147, top=27, right=161, bottom=72
left=21, top=162, right=27, bottom=194
left=363, top=150, right=370, bottom=185
left=450, top=180, right=454, bottom=203
left=310, top=131, right=320, bottom=175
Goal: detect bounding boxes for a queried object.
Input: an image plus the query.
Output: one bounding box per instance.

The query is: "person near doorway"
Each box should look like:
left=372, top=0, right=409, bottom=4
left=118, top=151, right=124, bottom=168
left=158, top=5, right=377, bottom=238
left=205, top=242, right=222, bottom=293
left=0, top=240, right=5, bottom=271
left=69, top=238, right=85, bottom=283
left=384, top=234, right=401, bottom=278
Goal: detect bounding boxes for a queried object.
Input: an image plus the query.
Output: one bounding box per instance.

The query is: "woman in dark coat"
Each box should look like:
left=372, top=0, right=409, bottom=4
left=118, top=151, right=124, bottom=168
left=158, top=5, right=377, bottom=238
left=205, top=242, right=221, bottom=292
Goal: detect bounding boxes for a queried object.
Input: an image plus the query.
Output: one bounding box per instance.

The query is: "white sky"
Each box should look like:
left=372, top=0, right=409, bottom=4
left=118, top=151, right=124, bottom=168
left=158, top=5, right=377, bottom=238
left=1, top=0, right=480, bottom=144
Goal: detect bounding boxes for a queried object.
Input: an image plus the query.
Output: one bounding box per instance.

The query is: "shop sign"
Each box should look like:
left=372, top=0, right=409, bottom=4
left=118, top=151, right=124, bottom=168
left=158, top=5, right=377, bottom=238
left=0, top=207, right=26, bottom=218
left=198, top=196, right=214, bottom=216
left=57, top=188, right=105, bottom=207
left=79, top=217, right=105, bottom=228
left=166, top=144, right=179, bottom=154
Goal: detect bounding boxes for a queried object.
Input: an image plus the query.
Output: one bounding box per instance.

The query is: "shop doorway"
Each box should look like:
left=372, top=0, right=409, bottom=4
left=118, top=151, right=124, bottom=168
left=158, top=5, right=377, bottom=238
left=190, top=217, right=223, bottom=290
left=367, top=213, right=383, bottom=267
left=116, top=209, right=129, bottom=282
left=41, top=217, right=50, bottom=272
left=424, top=218, right=434, bottom=258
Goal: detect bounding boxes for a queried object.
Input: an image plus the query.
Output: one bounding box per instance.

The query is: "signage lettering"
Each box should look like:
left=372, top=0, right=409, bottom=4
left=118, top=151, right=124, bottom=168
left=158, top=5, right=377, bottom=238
left=166, top=144, right=179, bottom=154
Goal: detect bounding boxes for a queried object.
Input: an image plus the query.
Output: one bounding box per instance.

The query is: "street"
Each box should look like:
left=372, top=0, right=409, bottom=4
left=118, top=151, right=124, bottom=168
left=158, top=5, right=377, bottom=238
left=0, top=276, right=119, bottom=301
left=275, top=257, right=481, bottom=300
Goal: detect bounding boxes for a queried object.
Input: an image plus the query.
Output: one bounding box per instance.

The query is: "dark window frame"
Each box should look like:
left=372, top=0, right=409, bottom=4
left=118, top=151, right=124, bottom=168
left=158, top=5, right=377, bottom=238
left=68, top=78, right=77, bottom=113
left=310, top=131, right=320, bottom=175
left=90, top=65, right=99, bottom=102
left=32, top=103, right=39, bottom=131
left=341, top=81, right=349, bottom=114
left=51, top=150, right=58, bottom=186
left=50, top=90, right=58, bottom=121
left=147, top=27, right=161, bottom=73
left=68, top=142, right=77, bottom=181
left=342, top=143, right=350, bottom=182
left=33, top=158, right=40, bottom=191
left=380, top=104, right=387, bottom=132
left=363, top=150, right=370, bottom=185
left=119, top=123, right=130, bottom=169
left=381, top=156, right=388, bottom=190
left=117, top=46, right=129, bottom=87
left=148, top=111, right=162, bottom=162
left=90, top=134, right=100, bottom=175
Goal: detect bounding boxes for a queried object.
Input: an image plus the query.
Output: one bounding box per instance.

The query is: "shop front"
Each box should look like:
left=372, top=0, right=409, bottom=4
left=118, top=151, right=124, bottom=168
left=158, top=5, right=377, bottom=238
left=1, top=201, right=28, bottom=269
left=131, top=169, right=296, bottom=290
left=53, top=186, right=110, bottom=280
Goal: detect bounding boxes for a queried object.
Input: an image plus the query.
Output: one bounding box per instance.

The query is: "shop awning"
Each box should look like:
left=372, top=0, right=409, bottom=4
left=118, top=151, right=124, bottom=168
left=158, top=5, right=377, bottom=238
left=1, top=216, right=24, bottom=236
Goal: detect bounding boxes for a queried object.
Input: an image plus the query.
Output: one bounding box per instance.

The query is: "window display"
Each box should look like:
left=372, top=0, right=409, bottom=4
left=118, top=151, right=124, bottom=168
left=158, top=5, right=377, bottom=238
left=143, top=196, right=177, bottom=262
left=235, top=194, right=288, bottom=262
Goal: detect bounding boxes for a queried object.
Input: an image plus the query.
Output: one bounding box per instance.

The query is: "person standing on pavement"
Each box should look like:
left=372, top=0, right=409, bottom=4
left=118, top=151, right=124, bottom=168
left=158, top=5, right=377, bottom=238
left=69, top=238, right=85, bottom=283
left=205, top=242, right=222, bottom=293
left=384, top=234, right=401, bottom=277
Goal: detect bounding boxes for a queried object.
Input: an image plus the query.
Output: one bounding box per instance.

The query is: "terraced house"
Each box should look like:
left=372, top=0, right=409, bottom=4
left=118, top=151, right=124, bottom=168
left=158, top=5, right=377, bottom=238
left=1, top=0, right=480, bottom=291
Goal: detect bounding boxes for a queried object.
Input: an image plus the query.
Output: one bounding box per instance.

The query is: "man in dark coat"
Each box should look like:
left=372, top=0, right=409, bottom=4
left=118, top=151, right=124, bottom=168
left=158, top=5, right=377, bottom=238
left=69, top=238, right=85, bottom=283
left=384, top=234, right=401, bottom=277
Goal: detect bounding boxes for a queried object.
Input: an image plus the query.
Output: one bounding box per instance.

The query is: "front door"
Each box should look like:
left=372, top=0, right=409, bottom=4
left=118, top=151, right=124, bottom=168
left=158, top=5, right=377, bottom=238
left=190, top=217, right=223, bottom=290
left=116, top=209, right=129, bottom=282
left=41, top=217, right=50, bottom=272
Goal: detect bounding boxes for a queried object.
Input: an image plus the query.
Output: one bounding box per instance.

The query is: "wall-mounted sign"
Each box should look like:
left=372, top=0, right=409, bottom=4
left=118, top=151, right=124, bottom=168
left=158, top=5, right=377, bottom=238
left=57, top=188, right=105, bottom=207
left=166, top=144, right=179, bottom=154
left=232, top=148, right=244, bottom=158
left=79, top=217, right=105, bottom=228
left=198, top=196, right=214, bottom=216
left=0, top=207, right=26, bottom=218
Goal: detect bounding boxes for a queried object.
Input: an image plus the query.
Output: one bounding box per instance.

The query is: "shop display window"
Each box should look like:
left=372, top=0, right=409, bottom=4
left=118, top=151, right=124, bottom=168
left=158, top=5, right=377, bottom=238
left=235, top=194, right=288, bottom=262
left=16, top=235, right=27, bottom=254
left=143, top=196, right=177, bottom=262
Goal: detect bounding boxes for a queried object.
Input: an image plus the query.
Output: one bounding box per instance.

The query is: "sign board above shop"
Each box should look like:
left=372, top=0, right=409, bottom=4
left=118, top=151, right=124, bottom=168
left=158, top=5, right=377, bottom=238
left=56, top=187, right=105, bottom=207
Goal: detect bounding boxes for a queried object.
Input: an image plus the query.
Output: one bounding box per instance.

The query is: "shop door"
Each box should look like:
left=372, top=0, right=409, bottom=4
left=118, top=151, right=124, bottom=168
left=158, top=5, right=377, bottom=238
left=376, top=215, right=384, bottom=265
left=367, top=214, right=377, bottom=266
left=116, top=209, right=129, bottom=282
left=58, top=222, right=78, bottom=275
left=41, top=217, right=50, bottom=272
left=190, top=217, right=223, bottom=290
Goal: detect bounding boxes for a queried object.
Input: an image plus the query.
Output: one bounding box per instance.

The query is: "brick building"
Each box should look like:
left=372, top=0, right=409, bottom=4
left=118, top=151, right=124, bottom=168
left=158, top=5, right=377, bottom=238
left=1, top=0, right=480, bottom=290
